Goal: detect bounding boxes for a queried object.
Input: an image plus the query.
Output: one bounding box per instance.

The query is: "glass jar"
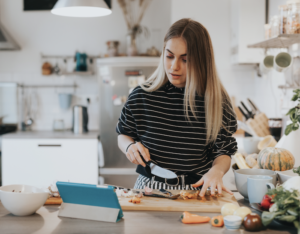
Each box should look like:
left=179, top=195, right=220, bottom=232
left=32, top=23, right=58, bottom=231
left=279, top=5, right=288, bottom=34
left=270, top=15, right=280, bottom=37
left=287, top=0, right=300, bottom=34
left=264, top=24, right=271, bottom=39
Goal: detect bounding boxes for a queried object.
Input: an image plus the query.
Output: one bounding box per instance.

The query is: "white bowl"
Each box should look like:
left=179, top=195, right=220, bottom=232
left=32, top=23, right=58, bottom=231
left=276, top=169, right=298, bottom=184
left=0, top=184, right=49, bottom=216
left=224, top=215, right=242, bottom=230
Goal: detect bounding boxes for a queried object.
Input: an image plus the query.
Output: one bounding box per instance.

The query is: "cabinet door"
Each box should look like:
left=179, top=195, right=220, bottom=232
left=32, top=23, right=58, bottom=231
left=2, top=139, right=98, bottom=187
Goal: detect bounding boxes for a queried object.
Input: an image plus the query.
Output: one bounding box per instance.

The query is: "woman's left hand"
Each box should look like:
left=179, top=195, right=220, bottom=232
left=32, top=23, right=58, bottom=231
left=192, top=168, right=233, bottom=197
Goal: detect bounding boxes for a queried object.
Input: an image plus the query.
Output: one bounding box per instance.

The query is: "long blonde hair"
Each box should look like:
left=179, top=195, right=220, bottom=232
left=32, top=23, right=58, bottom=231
left=141, top=18, right=235, bottom=144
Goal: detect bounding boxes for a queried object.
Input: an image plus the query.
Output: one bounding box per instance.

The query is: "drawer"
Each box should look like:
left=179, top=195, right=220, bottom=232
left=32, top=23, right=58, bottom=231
left=2, top=138, right=98, bottom=187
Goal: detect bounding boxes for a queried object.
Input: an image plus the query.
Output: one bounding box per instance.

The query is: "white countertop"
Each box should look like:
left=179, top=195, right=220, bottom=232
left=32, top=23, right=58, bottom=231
left=1, top=130, right=99, bottom=140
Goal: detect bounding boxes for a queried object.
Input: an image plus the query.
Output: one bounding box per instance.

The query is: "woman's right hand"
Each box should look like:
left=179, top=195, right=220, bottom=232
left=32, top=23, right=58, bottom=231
left=126, top=142, right=150, bottom=167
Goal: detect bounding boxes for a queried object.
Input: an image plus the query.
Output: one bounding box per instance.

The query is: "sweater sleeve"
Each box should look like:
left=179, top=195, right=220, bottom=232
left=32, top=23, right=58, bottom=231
left=116, top=101, right=139, bottom=141
left=210, top=100, right=238, bottom=159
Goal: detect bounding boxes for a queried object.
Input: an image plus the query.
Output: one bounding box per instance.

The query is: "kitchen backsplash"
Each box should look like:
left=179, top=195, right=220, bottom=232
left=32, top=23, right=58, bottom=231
left=0, top=72, right=100, bottom=131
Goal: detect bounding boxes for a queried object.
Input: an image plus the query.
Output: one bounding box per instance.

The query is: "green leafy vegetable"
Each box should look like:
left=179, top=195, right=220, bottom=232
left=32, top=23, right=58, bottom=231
left=262, top=186, right=300, bottom=233
left=285, top=89, right=300, bottom=135
left=293, top=166, right=300, bottom=176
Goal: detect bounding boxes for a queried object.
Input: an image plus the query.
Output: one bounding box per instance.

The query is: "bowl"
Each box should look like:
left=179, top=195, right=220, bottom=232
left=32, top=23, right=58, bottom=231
left=243, top=137, right=262, bottom=154
left=0, top=184, right=49, bottom=216
left=276, top=168, right=298, bottom=184
left=224, top=215, right=242, bottom=230
left=234, top=169, right=277, bottom=200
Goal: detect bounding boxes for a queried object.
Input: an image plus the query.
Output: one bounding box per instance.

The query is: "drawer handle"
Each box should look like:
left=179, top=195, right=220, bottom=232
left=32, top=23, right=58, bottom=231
left=38, top=144, right=61, bottom=147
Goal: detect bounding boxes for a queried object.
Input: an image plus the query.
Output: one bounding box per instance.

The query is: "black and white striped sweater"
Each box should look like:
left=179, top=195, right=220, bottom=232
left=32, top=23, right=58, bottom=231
left=116, top=80, right=238, bottom=179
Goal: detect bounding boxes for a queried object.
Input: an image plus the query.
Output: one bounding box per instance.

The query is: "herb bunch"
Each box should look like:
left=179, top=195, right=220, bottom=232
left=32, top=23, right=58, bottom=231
left=285, top=89, right=300, bottom=135
left=262, top=186, right=300, bottom=233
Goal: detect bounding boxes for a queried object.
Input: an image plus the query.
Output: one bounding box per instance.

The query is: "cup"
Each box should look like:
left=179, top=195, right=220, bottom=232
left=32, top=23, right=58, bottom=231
left=243, top=137, right=262, bottom=154
left=269, top=118, right=282, bottom=141
left=274, top=52, right=293, bottom=72
left=260, top=55, right=274, bottom=74
left=58, top=93, right=73, bottom=110
left=247, top=175, right=275, bottom=204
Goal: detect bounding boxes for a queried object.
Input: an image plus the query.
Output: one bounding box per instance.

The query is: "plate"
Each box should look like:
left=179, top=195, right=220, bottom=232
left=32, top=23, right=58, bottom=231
left=250, top=203, right=295, bottom=227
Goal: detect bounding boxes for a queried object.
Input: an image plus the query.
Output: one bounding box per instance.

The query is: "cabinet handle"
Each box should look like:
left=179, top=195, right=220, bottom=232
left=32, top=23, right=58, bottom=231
left=38, top=144, right=61, bottom=147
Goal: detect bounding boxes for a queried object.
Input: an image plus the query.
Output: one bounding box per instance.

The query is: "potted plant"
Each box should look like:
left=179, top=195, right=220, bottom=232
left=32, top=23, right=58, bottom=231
left=276, top=89, right=300, bottom=167
left=285, top=89, right=300, bottom=135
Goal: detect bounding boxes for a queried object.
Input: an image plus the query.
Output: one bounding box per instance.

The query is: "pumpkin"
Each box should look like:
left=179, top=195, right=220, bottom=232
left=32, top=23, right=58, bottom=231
left=257, top=147, right=295, bottom=171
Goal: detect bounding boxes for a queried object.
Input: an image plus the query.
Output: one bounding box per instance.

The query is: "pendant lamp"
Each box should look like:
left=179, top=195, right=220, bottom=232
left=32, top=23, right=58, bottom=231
left=51, top=0, right=112, bottom=17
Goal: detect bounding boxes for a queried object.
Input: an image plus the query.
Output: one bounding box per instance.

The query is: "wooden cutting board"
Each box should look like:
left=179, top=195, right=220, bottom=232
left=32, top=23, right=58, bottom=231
left=118, top=190, right=239, bottom=212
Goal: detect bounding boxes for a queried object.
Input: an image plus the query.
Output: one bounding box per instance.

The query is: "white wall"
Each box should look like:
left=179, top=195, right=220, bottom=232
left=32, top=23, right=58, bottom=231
left=0, top=0, right=171, bottom=130
left=171, top=0, right=295, bottom=123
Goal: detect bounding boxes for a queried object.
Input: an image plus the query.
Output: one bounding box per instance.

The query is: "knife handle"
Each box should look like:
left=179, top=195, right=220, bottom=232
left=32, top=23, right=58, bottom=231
left=142, top=192, right=168, bottom=198
left=140, top=155, right=152, bottom=167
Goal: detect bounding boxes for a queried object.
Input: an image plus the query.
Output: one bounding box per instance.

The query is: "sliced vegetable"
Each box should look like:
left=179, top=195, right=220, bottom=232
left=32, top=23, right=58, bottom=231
left=180, top=211, right=210, bottom=224
left=211, top=215, right=224, bottom=227
left=243, top=213, right=263, bottom=232
left=233, top=153, right=250, bottom=169
left=245, top=155, right=258, bottom=168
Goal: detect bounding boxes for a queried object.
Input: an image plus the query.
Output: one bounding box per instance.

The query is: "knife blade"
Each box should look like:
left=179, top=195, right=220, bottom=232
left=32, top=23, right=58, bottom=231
left=141, top=157, right=177, bottom=179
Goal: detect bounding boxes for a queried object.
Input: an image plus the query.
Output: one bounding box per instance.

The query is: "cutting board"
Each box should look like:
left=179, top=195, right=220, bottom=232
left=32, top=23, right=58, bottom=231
left=118, top=190, right=239, bottom=212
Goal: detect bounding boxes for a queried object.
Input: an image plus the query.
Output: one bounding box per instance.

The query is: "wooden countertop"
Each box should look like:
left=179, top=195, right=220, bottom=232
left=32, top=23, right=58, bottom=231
left=0, top=193, right=296, bottom=234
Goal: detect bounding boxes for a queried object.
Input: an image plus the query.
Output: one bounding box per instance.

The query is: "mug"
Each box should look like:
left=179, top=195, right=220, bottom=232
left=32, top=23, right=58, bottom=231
left=247, top=175, right=275, bottom=204
left=58, top=93, right=73, bottom=110
left=274, top=52, right=293, bottom=72
left=260, top=55, right=274, bottom=74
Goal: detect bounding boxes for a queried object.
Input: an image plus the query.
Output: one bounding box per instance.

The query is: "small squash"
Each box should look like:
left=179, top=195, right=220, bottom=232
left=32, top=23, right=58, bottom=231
left=211, top=215, right=224, bottom=227
left=257, top=147, right=295, bottom=171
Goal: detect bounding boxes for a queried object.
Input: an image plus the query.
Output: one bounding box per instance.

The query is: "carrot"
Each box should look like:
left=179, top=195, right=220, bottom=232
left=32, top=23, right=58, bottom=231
left=181, top=211, right=211, bottom=224
left=128, top=197, right=140, bottom=204
left=211, top=215, right=224, bottom=227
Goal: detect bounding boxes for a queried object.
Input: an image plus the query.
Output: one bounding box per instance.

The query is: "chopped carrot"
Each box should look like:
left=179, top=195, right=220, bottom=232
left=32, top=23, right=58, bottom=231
left=181, top=211, right=211, bottom=224
left=128, top=197, right=140, bottom=204
left=211, top=216, right=224, bottom=227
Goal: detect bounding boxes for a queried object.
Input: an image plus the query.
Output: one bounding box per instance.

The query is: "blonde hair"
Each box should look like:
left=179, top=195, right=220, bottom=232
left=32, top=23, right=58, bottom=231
left=140, top=18, right=235, bottom=144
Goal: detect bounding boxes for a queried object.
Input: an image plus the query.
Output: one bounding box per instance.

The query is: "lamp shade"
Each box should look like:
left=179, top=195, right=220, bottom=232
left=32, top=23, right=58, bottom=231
left=51, top=0, right=112, bottom=17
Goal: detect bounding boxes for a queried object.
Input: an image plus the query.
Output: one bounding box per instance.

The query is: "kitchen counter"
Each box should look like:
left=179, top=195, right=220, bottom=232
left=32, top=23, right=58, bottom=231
left=1, top=130, right=99, bottom=139
left=0, top=193, right=296, bottom=234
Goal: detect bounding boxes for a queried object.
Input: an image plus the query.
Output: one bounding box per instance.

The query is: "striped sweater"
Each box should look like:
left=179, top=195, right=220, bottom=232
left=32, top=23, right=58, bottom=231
left=116, top=80, right=238, bottom=179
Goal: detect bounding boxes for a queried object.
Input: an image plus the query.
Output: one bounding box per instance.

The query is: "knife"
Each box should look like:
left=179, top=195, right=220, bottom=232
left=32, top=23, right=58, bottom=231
left=238, top=106, right=249, bottom=120
left=241, top=101, right=255, bottom=119
left=141, top=157, right=177, bottom=179
left=247, top=98, right=260, bottom=114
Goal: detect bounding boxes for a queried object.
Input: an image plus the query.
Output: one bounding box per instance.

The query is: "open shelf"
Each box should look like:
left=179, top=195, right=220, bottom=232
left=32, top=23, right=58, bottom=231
left=96, top=56, right=160, bottom=67
left=248, top=34, right=300, bottom=48
left=278, top=85, right=300, bottom=89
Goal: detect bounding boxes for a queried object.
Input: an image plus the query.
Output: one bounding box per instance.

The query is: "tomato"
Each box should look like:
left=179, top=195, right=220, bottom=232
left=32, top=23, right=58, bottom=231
left=261, top=198, right=272, bottom=210
left=262, top=195, right=271, bottom=202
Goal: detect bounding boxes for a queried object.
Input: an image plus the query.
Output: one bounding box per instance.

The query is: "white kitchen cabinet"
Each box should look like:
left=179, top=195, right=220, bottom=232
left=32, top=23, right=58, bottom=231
left=230, top=0, right=265, bottom=64
left=2, top=138, right=98, bottom=187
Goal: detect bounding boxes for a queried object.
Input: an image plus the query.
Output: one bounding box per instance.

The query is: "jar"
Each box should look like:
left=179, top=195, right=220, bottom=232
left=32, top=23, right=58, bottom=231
left=106, top=41, right=119, bottom=57
left=279, top=5, right=288, bottom=34
left=287, top=0, right=300, bottom=34
left=264, top=24, right=271, bottom=39
left=270, top=15, right=280, bottom=37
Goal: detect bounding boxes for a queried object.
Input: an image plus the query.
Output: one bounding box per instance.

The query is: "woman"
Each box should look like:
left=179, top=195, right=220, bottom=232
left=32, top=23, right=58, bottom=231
left=116, top=18, right=237, bottom=197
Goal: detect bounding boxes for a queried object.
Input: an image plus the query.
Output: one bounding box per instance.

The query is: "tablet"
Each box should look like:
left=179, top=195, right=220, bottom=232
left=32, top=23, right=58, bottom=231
left=56, top=181, right=123, bottom=222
